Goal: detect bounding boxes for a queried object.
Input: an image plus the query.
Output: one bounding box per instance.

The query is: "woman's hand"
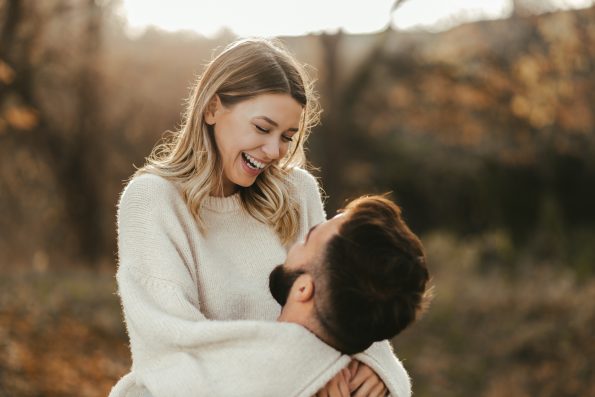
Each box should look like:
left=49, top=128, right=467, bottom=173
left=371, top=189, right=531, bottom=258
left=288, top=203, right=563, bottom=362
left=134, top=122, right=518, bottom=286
left=314, top=367, right=352, bottom=397
left=347, top=359, right=388, bottom=397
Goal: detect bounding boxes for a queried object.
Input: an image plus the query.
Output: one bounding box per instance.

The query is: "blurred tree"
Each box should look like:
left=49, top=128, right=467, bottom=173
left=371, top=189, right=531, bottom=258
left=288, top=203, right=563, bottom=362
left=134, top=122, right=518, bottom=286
left=0, top=0, right=112, bottom=264
left=1, top=0, right=593, bottom=270
left=512, top=0, right=595, bottom=17
left=347, top=4, right=595, bottom=257
left=313, top=0, right=410, bottom=212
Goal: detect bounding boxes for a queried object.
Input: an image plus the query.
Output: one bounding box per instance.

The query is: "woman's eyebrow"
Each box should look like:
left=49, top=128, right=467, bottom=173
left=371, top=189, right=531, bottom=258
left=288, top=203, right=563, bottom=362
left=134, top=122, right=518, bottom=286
left=255, top=116, right=299, bottom=132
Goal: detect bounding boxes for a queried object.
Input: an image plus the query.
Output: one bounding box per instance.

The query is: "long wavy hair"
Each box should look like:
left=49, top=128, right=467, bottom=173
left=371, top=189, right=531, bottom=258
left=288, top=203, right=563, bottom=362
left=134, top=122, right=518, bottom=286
left=137, top=38, right=321, bottom=244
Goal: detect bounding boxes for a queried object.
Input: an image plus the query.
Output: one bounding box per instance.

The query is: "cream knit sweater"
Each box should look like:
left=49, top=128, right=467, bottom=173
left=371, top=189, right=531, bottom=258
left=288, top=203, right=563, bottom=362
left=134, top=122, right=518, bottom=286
left=109, top=168, right=411, bottom=397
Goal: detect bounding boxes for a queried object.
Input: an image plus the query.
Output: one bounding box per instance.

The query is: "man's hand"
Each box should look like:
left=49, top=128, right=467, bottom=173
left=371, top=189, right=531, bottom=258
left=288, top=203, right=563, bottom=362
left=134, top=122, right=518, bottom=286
left=314, top=367, right=351, bottom=397
left=347, top=359, right=388, bottom=397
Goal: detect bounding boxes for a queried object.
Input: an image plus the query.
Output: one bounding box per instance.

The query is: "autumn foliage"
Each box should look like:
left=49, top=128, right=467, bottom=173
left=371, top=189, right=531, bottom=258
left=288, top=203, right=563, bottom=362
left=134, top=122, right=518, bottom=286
left=0, top=1, right=594, bottom=396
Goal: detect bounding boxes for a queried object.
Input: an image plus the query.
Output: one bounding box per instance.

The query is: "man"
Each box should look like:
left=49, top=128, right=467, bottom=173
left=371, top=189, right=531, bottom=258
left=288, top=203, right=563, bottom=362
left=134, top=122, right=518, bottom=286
left=269, top=195, right=431, bottom=396
left=110, top=195, right=430, bottom=397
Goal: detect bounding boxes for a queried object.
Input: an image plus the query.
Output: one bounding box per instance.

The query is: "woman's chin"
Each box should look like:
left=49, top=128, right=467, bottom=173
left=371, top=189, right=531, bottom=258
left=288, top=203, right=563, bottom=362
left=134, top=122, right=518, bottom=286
left=233, top=167, right=263, bottom=187
left=232, top=176, right=258, bottom=189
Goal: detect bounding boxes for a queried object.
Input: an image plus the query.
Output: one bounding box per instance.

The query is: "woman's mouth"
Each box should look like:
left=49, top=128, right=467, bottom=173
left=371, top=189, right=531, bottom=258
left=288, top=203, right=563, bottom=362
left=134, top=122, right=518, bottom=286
left=241, top=152, right=266, bottom=175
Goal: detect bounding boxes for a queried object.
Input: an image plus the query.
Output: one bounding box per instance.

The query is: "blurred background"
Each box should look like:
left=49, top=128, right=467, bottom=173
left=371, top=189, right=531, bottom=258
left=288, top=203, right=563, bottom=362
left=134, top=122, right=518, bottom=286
left=1, top=0, right=594, bottom=395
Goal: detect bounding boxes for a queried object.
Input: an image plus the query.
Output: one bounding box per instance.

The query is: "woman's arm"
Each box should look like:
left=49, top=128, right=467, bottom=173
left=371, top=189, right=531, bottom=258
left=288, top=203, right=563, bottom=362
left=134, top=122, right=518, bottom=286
left=350, top=341, right=411, bottom=397
left=117, top=264, right=350, bottom=397
left=112, top=174, right=348, bottom=397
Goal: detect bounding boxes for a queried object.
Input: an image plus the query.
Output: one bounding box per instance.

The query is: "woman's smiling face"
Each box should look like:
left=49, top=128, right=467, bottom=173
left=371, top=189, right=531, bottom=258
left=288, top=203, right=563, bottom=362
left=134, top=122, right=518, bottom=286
left=205, top=93, right=303, bottom=196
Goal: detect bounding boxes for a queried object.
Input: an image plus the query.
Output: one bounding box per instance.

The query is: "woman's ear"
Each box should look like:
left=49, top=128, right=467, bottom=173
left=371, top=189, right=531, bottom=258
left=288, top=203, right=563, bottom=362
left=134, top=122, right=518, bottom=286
left=204, top=95, right=222, bottom=125
left=292, top=273, right=315, bottom=302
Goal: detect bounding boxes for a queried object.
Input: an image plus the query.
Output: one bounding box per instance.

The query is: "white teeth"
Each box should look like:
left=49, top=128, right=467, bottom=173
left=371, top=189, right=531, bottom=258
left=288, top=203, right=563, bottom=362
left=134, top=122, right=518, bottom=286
left=244, top=153, right=265, bottom=169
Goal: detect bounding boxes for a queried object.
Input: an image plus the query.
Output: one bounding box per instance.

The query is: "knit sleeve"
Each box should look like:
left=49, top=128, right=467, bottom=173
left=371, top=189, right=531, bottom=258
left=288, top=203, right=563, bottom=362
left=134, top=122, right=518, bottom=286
left=289, top=167, right=327, bottom=227
left=112, top=174, right=349, bottom=397
left=353, top=341, right=412, bottom=397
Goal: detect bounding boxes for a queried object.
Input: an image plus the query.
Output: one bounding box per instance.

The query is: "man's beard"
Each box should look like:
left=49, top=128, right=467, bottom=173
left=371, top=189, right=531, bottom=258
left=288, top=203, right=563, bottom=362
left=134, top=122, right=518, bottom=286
left=268, top=264, right=304, bottom=307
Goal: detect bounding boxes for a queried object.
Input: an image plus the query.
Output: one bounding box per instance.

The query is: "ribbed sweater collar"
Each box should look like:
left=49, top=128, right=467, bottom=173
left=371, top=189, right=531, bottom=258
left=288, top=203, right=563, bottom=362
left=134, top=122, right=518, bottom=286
left=202, top=192, right=242, bottom=213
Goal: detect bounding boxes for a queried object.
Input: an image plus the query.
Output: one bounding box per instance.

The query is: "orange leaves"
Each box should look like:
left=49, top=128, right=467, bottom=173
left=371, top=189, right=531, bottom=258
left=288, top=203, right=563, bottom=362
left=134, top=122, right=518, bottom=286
left=515, top=54, right=544, bottom=86
left=0, top=60, right=15, bottom=85
left=388, top=85, right=413, bottom=108
left=0, top=270, right=130, bottom=397
left=558, top=100, right=593, bottom=134
left=4, top=106, right=39, bottom=131
left=369, top=6, right=595, bottom=163
left=452, top=85, right=491, bottom=110
left=0, top=61, right=37, bottom=133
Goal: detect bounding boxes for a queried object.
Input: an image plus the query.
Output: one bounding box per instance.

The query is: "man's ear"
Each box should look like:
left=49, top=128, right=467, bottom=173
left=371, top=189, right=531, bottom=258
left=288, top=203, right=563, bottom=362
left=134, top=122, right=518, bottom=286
left=291, top=273, right=314, bottom=303
left=204, top=94, right=222, bottom=125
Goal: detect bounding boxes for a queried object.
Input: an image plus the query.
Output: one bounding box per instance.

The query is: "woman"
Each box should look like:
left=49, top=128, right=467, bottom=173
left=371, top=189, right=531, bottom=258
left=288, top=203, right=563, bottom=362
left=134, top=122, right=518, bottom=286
left=110, top=38, right=408, bottom=397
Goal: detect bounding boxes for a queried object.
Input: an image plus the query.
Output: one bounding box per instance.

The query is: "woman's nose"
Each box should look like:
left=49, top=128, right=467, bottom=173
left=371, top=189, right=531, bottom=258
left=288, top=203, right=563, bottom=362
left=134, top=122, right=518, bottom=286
left=262, top=139, right=280, bottom=160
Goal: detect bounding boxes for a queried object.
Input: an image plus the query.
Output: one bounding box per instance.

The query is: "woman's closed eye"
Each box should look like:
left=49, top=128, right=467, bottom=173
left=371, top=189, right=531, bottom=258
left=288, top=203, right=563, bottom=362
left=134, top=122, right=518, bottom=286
left=254, top=123, right=293, bottom=143
left=254, top=124, right=270, bottom=133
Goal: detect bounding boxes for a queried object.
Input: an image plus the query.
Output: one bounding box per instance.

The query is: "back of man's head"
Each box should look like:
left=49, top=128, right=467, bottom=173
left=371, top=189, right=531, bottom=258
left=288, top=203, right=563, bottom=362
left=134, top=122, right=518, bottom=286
left=314, top=195, right=431, bottom=354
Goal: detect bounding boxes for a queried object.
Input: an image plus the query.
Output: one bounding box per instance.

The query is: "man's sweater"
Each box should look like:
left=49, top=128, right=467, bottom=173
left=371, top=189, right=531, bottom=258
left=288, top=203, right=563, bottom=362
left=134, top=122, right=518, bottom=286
left=109, top=168, right=411, bottom=397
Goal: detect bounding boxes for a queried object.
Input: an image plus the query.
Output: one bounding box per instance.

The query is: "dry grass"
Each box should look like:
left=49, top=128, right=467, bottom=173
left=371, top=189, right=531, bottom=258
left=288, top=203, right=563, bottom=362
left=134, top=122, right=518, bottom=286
left=0, top=268, right=129, bottom=397
left=394, top=232, right=595, bottom=397
left=1, top=232, right=593, bottom=396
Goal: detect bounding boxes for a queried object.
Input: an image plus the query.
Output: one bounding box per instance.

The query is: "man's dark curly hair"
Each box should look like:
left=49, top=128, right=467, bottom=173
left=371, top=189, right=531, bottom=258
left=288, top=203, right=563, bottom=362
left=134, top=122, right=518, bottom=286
left=314, top=195, right=431, bottom=354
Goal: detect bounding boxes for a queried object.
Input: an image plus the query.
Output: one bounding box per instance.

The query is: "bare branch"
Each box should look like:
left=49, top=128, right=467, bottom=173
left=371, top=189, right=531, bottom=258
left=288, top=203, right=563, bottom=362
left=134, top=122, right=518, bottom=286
left=391, top=0, right=410, bottom=13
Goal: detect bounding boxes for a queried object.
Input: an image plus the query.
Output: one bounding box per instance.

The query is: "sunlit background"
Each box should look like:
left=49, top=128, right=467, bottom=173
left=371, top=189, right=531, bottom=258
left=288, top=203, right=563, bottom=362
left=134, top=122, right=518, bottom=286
left=119, top=0, right=594, bottom=36
left=1, top=0, right=595, bottom=395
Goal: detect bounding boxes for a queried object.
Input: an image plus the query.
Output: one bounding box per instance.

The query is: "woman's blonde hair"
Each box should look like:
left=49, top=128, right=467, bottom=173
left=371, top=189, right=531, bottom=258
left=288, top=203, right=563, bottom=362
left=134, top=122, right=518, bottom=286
left=137, top=38, right=321, bottom=244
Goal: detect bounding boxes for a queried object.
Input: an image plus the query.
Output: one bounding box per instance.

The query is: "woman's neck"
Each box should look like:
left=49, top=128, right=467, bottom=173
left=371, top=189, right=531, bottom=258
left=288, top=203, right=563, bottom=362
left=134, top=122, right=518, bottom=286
left=211, top=181, right=238, bottom=197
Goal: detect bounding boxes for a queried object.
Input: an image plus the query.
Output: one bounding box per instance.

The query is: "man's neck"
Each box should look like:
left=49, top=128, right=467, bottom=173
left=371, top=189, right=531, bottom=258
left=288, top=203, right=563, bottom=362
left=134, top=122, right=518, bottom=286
left=277, top=308, right=338, bottom=351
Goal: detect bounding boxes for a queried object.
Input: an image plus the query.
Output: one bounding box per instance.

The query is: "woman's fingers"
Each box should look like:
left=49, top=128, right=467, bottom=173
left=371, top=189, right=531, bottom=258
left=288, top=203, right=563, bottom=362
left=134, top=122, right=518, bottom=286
left=347, top=361, right=388, bottom=397
left=317, top=367, right=351, bottom=397
left=338, top=369, right=351, bottom=397
left=349, top=362, right=373, bottom=391
left=348, top=359, right=360, bottom=378
left=316, top=388, right=329, bottom=397
left=369, top=380, right=388, bottom=397
left=328, top=369, right=350, bottom=397
left=352, top=375, right=381, bottom=397
left=328, top=375, right=341, bottom=397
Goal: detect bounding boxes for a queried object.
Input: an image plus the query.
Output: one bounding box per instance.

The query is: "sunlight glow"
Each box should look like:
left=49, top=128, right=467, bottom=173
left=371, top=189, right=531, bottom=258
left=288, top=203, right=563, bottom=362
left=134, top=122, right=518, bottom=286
left=391, top=0, right=511, bottom=31
left=118, top=0, right=594, bottom=37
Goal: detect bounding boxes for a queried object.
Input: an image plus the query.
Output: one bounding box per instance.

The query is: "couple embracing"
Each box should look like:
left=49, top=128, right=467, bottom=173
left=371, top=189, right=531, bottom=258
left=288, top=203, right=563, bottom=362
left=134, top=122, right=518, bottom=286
left=110, top=38, right=431, bottom=397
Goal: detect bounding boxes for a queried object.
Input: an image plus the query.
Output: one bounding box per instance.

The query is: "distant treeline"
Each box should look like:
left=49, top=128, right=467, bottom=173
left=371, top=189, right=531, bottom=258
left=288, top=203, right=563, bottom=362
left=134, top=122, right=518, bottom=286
left=0, top=0, right=593, bottom=271
left=309, top=7, right=595, bottom=271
